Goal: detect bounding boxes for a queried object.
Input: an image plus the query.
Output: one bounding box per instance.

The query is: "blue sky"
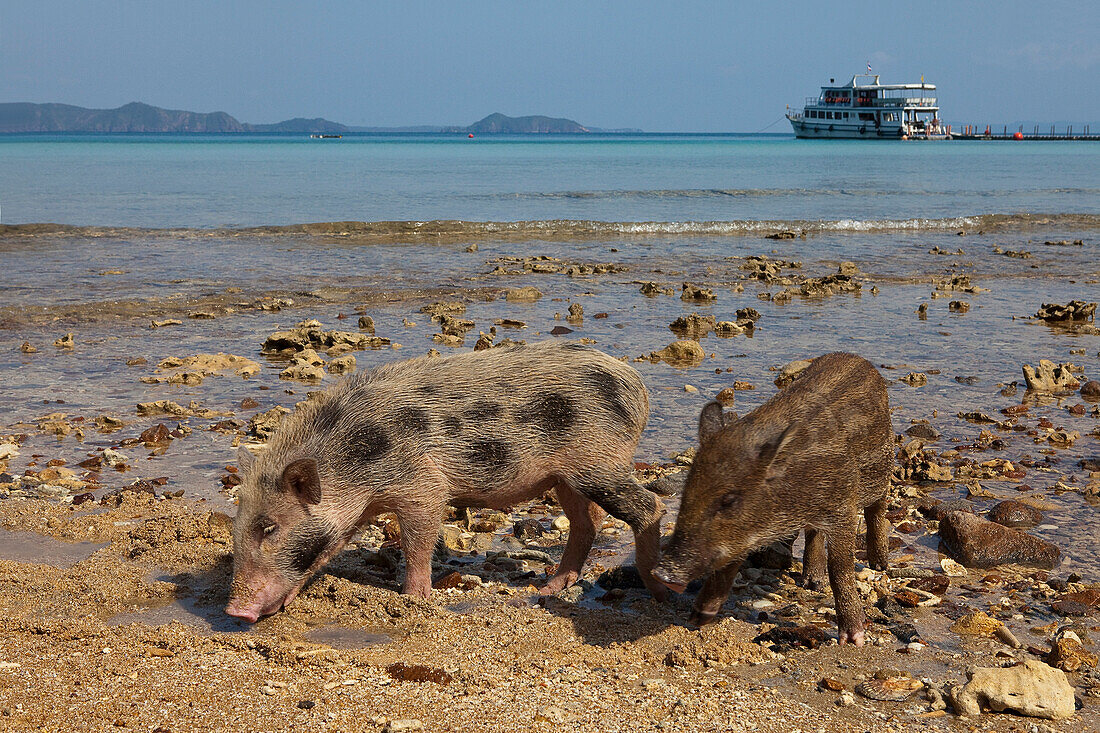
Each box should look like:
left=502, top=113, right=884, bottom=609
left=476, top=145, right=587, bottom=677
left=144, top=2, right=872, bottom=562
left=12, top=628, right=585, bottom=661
left=3, top=1, right=1097, bottom=131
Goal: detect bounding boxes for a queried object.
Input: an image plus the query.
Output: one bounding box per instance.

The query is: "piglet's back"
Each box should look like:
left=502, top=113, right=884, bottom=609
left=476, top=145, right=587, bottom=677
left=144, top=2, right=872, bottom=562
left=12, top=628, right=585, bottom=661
left=744, top=352, right=890, bottom=452
left=263, top=341, right=649, bottom=488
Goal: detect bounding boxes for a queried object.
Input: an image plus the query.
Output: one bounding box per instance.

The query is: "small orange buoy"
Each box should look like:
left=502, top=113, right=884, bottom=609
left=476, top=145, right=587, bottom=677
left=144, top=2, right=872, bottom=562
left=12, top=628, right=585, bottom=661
left=468, top=133, right=474, bottom=138
left=1013, top=131, right=1024, bottom=140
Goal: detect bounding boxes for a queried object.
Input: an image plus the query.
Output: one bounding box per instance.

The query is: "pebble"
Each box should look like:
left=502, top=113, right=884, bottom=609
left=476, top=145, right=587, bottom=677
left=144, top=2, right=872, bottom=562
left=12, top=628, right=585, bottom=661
left=994, top=626, right=1022, bottom=648
left=534, top=707, right=570, bottom=724
left=552, top=515, right=570, bottom=532
left=940, top=558, right=966, bottom=576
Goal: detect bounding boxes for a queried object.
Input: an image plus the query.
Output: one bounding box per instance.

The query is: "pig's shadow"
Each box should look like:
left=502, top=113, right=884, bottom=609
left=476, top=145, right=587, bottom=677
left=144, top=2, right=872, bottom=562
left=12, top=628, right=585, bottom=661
left=535, top=583, right=697, bottom=646
left=141, top=556, right=253, bottom=634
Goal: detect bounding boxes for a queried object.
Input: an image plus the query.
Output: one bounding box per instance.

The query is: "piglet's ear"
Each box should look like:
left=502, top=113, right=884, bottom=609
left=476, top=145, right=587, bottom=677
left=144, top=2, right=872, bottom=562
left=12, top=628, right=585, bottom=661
left=282, top=458, right=322, bottom=505
left=759, top=425, right=797, bottom=480
left=698, top=401, right=726, bottom=444
left=236, top=446, right=256, bottom=474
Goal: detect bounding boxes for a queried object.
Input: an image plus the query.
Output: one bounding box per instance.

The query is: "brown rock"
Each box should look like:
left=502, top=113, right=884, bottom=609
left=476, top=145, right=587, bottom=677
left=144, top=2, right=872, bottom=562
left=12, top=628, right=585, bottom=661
left=1022, top=360, right=1080, bottom=392
left=680, top=283, right=716, bottom=302
left=987, top=500, right=1042, bottom=528
left=773, top=359, right=812, bottom=388
left=649, top=340, right=705, bottom=367
left=139, top=424, right=173, bottom=445
left=385, top=663, right=452, bottom=685
left=939, top=511, right=1060, bottom=569
left=504, top=287, right=542, bottom=302
left=755, top=625, right=826, bottom=649
left=1035, top=300, right=1096, bottom=322
left=905, top=423, right=940, bottom=440
left=951, top=611, right=1003, bottom=636
left=715, top=388, right=737, bottom=407
left=669, top=313, right=715, bottom=339
left=1047, top=634, right=1098, bottom=672
left=1081, top=380, right=1100, bottom=398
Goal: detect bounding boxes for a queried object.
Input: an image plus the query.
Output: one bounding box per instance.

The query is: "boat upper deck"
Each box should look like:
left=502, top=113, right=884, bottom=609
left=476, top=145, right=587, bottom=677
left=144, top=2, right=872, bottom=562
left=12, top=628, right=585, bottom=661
left=804, top=74, right=937, bottom=110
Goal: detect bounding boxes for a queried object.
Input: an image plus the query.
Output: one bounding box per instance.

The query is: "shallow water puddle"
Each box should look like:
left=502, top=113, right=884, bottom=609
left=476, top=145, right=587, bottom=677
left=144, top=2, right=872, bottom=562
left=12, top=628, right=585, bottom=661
left=0, top=528, right=106, bottom=568
left=108, top=595, right=251, bottom=634
left=302, top=625, right=392, bottom=649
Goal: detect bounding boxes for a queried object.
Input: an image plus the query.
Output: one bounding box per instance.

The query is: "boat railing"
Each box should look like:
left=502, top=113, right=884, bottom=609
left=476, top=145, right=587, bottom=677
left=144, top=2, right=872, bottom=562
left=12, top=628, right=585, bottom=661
left=805, top=96, right=938, bottom=109
left=870, top=97, right=937, bottom=108
left=805, top=96, right=852, bottom=107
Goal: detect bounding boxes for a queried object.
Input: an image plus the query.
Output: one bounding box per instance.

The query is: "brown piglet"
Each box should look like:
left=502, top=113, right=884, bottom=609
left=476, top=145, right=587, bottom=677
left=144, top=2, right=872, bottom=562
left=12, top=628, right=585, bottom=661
left=653, top=352, right=892, bottom=645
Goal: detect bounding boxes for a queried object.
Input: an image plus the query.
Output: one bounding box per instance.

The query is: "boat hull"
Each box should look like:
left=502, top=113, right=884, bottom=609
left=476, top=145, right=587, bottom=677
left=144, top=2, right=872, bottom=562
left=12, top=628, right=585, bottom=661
left=787, top=116, right=946, bottom=140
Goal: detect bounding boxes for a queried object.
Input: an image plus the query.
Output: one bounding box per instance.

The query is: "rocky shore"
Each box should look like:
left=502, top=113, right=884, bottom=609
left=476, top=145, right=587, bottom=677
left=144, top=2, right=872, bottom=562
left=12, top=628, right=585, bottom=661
left=0, top=226, right=1098, bottom=731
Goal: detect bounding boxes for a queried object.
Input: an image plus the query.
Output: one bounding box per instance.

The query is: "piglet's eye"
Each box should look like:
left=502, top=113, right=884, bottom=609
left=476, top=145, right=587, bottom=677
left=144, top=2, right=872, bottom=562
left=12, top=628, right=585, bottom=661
left=719, top=492, right=740, bottom=509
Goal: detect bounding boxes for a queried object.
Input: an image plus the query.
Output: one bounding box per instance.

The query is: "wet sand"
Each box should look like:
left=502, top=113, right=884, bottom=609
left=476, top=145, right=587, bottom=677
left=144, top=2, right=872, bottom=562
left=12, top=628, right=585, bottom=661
left=1, top=224, right=1098, bottom=731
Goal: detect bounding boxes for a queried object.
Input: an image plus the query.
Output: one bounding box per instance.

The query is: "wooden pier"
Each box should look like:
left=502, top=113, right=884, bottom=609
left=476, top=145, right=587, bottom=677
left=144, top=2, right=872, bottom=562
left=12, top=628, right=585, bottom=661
left=949, top=124, right=1099, bottom=141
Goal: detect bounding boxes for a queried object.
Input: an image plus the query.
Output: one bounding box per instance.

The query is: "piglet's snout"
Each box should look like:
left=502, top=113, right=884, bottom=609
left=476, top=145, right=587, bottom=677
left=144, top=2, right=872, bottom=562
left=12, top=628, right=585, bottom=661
left=224, top=600, right=261, bottom=624
left=225, top=577, right=292, bottom=623
left=652, top=564, right=689, bottom=594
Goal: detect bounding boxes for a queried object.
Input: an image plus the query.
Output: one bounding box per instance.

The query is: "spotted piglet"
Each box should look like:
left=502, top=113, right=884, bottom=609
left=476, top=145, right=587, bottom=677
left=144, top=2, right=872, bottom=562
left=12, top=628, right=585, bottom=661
left=227, top=341, right=666, bottom=622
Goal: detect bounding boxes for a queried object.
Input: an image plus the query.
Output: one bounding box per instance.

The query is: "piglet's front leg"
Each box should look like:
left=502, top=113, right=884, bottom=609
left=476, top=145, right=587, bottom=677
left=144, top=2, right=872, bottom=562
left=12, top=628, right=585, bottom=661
left=825, top=518, right=866, bottom=646
left=690, top=560, right=742, bottom=627
left=395, top=503, right=444, bottom=599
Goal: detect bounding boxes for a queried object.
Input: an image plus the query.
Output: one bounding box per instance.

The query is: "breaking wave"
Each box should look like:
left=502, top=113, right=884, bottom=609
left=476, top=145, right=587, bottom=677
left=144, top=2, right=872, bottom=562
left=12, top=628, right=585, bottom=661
left=490, top=187, right=1100, bottom=201
left=2, top=213, right=1098, bottom=243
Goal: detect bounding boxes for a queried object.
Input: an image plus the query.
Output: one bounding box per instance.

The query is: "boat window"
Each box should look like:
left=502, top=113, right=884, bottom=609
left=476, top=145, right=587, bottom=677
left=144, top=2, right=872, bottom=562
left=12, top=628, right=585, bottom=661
left=859, top=112, right=874, bottom=121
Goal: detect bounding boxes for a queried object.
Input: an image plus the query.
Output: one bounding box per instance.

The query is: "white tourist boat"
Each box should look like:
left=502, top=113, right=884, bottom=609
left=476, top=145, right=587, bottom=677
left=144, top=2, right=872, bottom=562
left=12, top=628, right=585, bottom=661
left=786, top=74, right=947, bottom=140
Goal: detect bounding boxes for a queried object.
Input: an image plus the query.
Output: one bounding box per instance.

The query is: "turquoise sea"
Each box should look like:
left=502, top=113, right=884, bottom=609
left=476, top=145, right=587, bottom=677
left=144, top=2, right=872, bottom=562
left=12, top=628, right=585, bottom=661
left=2, top=133, right=1099, bottom=228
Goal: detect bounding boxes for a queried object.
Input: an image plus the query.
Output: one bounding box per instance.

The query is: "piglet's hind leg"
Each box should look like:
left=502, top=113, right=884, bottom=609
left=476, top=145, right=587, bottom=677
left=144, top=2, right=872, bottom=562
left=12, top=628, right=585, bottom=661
left=540, top=483, right=604, bottom=595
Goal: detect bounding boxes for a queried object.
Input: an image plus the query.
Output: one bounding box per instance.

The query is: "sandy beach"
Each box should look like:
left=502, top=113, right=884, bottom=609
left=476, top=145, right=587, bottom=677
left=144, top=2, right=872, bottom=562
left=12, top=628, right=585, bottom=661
left=1, top=222, right=1098, bottom=732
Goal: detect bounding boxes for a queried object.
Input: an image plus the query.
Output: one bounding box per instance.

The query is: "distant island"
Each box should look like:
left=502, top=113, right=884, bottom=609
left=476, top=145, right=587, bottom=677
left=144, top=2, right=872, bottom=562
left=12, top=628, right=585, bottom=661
left=0, top=102, right=348, bottom=134
left=447, top=113, right=587, bottom=134
left=0, top=103, right=640, bottom=134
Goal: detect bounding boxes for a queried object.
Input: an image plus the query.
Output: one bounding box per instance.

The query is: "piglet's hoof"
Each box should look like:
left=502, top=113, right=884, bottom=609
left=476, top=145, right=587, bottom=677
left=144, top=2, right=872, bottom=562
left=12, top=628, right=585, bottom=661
left=801, top=576, right=826, bottom=592
left=838, top=621, right=867, bottom=646
left=537, top=572, right=578, bottom=596
left=688, top=609, right=719, bottom=628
